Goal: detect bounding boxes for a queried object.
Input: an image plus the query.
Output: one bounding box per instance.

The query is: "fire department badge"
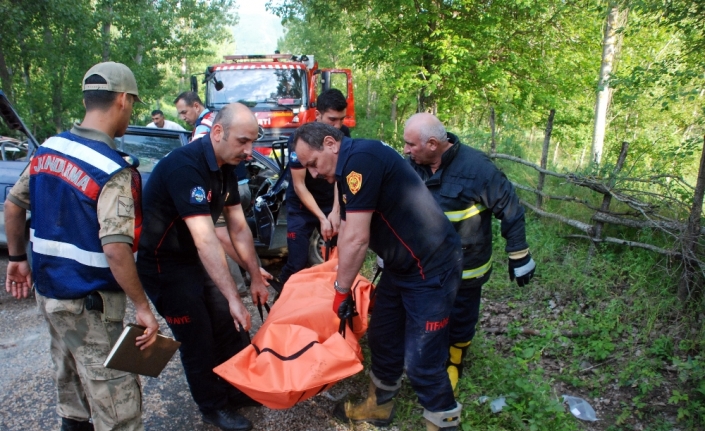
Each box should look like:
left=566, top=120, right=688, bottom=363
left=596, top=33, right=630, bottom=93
left=346, top=171, right=362, bottom=195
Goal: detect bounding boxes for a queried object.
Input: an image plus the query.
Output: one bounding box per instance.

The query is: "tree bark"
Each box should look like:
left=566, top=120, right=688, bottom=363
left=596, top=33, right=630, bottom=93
left=0, top=45, right=12, bottom=99
left=591, top=4, right=626, bottom=165
left=102, top=2, right=113, bottom=62
left=678, top=137, right=705, bottom=301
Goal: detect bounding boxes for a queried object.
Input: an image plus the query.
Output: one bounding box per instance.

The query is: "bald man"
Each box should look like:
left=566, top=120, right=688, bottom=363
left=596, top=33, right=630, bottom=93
left=404, top=113, right=535, bottom=399
left=137, top=103, right=269, bottom=431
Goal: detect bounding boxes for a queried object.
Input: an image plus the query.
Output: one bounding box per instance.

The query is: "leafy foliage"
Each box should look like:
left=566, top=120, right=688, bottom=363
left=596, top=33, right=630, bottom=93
left=0, top=0, right=236, bottom=141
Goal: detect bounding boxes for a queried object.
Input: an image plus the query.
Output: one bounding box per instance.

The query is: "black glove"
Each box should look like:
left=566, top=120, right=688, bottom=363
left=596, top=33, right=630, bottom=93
left=508, top=253, right=536, bottom=286
left=336, top=293, right=356, bottom=320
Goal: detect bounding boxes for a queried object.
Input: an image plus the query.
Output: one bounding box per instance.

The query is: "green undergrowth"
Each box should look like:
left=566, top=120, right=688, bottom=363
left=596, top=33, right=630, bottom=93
left=349, top=212, right=705, bottom=430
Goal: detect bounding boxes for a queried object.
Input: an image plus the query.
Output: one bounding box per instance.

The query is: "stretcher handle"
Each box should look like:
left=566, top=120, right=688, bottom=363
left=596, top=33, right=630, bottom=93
left=324, top=240, right=331, bottom=261
left=257, top=300, right=271, bottom=323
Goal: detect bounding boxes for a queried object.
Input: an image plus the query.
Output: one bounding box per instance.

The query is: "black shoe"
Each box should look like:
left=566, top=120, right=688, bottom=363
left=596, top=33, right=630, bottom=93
left=202, top=407, right=253, bottom=431
left=60, top=418, right=94, bottom=431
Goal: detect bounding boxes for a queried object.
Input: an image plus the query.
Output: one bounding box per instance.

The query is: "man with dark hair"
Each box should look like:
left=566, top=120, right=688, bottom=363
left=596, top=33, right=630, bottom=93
left=404, top=113, right=535, bottom=397
left=4, top=62, right=160, bottom=431
left=279, top=88, right=350, bottom=284
left=137, top=103, right=269, bottom=431
left=292, top=122, right=464, bottom=431
left=174, top=91, right=215, bottom=141
left=147, top=109, right=186, bottom=131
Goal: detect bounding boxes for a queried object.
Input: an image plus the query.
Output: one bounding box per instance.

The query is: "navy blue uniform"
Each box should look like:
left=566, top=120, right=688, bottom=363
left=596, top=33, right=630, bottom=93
left=410, top=132, right=528, bottom=345
left=279, top=125, right=350, bottom=283
left=336, top=137, right=462, bottom=413
left=136, top=134, right=248, bottom=414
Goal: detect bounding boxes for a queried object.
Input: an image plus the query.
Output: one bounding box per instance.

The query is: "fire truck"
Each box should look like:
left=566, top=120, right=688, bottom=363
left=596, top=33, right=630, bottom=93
left=192, top=54, right=355, bottom=156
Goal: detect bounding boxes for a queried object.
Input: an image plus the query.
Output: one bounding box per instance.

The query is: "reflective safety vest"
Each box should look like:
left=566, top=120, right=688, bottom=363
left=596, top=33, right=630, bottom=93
left=29, top=132, right=142, bottom=299
left=410, top=133, right=528, bottom=286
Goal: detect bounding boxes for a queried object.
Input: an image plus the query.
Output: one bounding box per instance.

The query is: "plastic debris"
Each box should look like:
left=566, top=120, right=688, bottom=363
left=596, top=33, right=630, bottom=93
left=478, top=396, right=489, bottom=404
left=562, top=395, right=598, bottom=421
left=489, top=396, right=507, bottom=413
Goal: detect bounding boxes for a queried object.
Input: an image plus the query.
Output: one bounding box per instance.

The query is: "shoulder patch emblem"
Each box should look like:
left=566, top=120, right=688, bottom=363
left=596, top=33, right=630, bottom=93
left=290, top=152, right=298, bottom=162
left=346, top=171, right=362, bottom=195
left=190, top=186, right=206, bottom=203
left=117, top=196, right=134, bottom=218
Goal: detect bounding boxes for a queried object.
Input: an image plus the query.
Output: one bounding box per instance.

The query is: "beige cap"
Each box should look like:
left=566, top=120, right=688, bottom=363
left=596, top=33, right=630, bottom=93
left=82, top=62, right=142, bottom=102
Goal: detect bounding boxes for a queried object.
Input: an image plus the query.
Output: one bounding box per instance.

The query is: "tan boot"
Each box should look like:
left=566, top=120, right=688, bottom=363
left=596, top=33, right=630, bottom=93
left=424, top=401, right=462, bottom=430
left=447, top=341, right=471, bottom=397
left=333, top=381, right=397, bottom=426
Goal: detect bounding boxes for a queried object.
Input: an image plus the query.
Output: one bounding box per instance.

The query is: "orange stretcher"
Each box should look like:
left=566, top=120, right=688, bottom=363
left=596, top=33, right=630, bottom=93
left=213, top=258, right=373, bottom=409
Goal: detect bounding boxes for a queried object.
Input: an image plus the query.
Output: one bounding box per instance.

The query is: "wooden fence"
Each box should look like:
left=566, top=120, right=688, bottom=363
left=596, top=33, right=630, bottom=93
left=486, top=108, right=705, bottom=301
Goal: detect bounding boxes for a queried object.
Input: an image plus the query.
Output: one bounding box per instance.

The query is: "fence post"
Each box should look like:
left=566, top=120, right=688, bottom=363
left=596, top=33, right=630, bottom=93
left=489, top=107, right=496, bottom=155
left=677, top=136, right=705, bottom=301
left=592, top=141, right=629, bottom=243
left=536, top=109, right=555, bottom=208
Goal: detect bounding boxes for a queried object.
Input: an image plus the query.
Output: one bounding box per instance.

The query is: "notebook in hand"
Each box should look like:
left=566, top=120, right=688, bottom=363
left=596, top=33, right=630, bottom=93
left=103, top=324, right=181, bottom=378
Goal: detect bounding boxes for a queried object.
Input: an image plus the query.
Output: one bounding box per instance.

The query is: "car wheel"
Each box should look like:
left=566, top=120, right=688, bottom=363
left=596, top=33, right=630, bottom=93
left=308, top=230, right=324, bottom=265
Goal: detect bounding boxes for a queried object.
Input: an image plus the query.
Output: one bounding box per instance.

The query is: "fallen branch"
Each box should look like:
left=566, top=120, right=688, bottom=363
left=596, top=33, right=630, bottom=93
left=592, top=212, right=705, bottom=235
left=521, top=200, right=594, bottom=235
left=491, top=153, right=569, bottom=179
left=563, top=234, right=682, bottom=256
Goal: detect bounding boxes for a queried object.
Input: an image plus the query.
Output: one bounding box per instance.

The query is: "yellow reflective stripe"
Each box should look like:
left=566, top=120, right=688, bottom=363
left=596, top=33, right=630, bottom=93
left=462, top=260, right=492, bottom=279
left=445, top=204, right=487, bottom=222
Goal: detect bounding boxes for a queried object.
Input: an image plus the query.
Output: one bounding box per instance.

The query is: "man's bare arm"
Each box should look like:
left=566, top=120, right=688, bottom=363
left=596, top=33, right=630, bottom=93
left=291, top=168, right=334, bottom=240
left=183, top=215, right=251, bottom=331
left=4, top=199, right=31, bottom=298
left=103, top=242, right=159, bottom=349
left=335, top=211, right=373, bottom=292
left=223, top=204, right=269, bottom=306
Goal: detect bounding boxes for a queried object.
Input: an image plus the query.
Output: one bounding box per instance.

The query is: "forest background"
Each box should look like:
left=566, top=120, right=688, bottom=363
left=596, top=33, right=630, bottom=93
left=1, top=0, right=705, bottom=430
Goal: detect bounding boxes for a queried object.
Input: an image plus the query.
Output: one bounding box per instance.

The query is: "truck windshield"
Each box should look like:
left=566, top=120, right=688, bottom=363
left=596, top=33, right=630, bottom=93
left=208, top=68, right=306, bottom=109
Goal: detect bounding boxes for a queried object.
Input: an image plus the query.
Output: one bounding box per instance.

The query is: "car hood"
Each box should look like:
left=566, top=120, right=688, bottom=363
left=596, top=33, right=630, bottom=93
left=0, top=91, right=39, bottom=153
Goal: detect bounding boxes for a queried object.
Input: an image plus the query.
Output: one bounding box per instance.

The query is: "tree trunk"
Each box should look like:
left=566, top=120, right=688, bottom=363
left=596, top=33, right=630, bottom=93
left=591, top=4, right=627, bottom=165
left=102, top=2, right=113, bottom=62
left=0, top=45, right=13, bottom=99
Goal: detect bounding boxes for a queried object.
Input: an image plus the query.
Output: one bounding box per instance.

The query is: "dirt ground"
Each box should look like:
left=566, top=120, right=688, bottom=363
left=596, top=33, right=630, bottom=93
left=0, top=251, right=372, bottom=431
left=1, top=249, right=671, bottom=431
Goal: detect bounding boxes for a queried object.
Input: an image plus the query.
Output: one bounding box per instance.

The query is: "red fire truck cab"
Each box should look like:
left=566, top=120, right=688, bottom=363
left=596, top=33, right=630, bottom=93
left=195, top=54, right=355, bottom=155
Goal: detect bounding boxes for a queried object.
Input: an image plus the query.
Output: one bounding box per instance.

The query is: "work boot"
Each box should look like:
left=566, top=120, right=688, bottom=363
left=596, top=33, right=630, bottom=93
left=424, top=402, right=462, bottom=431
left=201, top=406, right=253, bottom=431
left=60, top=418, right=93, bottom=431
left=446, top=340, right=471, bottom=396
left=333, top=381, right=399, bottom=426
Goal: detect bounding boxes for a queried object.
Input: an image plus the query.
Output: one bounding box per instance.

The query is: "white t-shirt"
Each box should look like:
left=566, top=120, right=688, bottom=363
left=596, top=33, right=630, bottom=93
left=146, top=120, right=186, bottom=131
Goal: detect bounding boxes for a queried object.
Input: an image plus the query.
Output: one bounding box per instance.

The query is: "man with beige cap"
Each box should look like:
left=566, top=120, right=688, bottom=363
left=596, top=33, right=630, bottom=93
left=4, top=61, right=159, bottom=431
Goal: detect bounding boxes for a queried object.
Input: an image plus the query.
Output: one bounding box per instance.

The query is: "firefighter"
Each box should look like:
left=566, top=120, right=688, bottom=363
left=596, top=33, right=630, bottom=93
left=292, top=122, right=463, bottom=431
left=279, top=89, right=350, bottom=284
left=137, top=103, right=269, bottom=431
left=403, top=113, right=536, bottom=396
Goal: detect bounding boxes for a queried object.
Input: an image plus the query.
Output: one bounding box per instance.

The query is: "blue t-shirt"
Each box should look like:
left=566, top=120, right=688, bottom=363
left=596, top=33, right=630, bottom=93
left=137, top=133, right=241, bottom=268
left=336, top=137, right=461, bottom=280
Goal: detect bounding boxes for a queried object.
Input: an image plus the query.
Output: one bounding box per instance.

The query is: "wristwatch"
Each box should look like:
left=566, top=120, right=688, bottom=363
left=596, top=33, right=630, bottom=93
left=334, top=280, right=350, bottom=294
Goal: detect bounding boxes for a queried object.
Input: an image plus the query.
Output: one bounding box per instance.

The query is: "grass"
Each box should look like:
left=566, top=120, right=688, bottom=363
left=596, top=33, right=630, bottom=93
left=346, top=209, right=705, bottom=430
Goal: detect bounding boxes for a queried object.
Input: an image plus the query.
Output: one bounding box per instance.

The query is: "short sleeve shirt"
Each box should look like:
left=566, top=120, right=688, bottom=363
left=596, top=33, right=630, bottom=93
left=7, top=124, right=136, bottom=245
left=336, top=137, right=460, bottom=280
left=137, top=133, right=240, bottom=268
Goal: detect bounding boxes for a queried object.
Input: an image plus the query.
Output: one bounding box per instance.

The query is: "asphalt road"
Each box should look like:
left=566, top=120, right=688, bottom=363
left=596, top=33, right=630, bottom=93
left=0, top=251, right=359, bottom=431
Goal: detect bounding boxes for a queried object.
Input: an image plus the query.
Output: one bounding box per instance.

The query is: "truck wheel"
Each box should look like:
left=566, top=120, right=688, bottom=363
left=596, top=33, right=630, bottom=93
left=308, top=230, right=324, bottom=265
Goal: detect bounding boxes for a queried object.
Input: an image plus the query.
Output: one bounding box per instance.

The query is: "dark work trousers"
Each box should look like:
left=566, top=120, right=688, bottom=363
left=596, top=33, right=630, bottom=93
left=368, top=262, right=461, bottom=413
left=448, top=282, right=483, bottom=345
left=279, top=205, right=331, bottom=284
left=138, top=265, right=249, bottom=413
